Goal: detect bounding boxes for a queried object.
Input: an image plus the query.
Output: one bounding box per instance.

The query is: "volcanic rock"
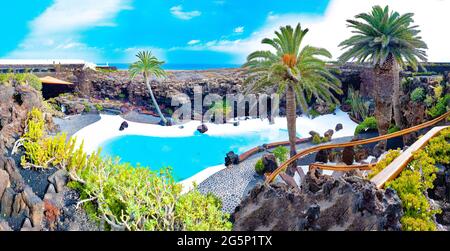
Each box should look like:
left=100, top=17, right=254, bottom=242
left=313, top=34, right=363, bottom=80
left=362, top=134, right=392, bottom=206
left=197, top=124, right=208, bottom=134
left=0, top=85, right=42, bottom=154
left=119, top=121, right=129, bottom=131
left=232, top=170, right=403, bottom=231
left=225, top=151, right=240, bottom=166
left=324, top=129, right=334, bottom=139
left=342, top=146, right=355, bottom=165
left=262, top=154, right=278, bottom=173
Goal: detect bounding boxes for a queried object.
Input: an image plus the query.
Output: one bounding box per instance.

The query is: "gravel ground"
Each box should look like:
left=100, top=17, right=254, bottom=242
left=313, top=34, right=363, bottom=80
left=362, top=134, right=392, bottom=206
left=198, top=136, right=354, bottom=214
left=120, top=111, right=161, bottom=124
left=53, top=113, right=101, bottom=138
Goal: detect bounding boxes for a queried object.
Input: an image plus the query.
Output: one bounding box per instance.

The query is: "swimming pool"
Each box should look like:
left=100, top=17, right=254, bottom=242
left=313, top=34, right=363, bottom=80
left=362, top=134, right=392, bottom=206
left=100, top=129, right=292, bottom=181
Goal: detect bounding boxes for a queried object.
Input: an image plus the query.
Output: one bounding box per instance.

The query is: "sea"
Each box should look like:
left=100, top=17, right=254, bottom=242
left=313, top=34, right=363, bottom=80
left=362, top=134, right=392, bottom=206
left=97, top=63, right=242, bottom=71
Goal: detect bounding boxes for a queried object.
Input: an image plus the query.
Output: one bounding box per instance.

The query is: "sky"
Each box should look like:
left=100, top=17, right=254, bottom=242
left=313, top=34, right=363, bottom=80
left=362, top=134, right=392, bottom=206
left=1, top=0, right=450, bottom=65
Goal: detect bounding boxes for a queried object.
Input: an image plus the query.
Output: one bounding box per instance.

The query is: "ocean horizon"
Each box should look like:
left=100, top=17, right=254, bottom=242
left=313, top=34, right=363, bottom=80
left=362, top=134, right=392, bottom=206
left=98, top=63, right=243, bottom=71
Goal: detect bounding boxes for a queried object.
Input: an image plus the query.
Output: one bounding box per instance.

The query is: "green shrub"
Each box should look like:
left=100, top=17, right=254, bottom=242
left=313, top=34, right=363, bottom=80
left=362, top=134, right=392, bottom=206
left=328, top=103, right=337, bottom=113
left=312, top=134, right=322, bottom=144
left=384, top=128, right=450, bottom=231
left=20, top=109, right=231, bottom=231
left=434, top=85, right=443, bottom=99
left=272, top=146, right=289, bottom=163
left=83, top=102, right=92, bottom=113
left=424, top=95, right=434, bottom=107
left=0, top=73, right=42, bottom=91
left=388, top=125, right=401, bottom=134
left=354, top=116, right=378, bottom=135
left=308, top=109, right=320, bottom=118
left=411, top=71, right=437, bottom=77
left=94, top=104, right=104, bottom=112
left=255, top=159, right=265, bottom=175
left=74, top=160, right=231, bottom=231
left=368, top=149, right=401, bottom=179
left=410, top=87, right=425, bottom=102
left=176, top=189, right=232, bottom=231
left=427, top=94, right=450, bottom=118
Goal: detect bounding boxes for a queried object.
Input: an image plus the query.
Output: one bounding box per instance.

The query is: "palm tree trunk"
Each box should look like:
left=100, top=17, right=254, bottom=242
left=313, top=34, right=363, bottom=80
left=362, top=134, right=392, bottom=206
left=392, top=60, right=403, bottom=129
left=145, top=79, right=167, bottom=125
left=286, top=85, right=297, bottom=156
left=285, top=84, right=297, bottom=176
left=373, top=55, right=396, bottom=150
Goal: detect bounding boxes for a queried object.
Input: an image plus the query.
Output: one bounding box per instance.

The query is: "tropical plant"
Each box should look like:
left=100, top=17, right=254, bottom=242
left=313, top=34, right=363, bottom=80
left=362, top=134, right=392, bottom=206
left=347, top=87, right=370, bottom=121
left=129, top=51, right=168, bottom=125
left=410, top=87, right=425, bottom=102
left=272, top=146, right=289, bottom=163
left=428, top=94, right=450, bottom=118
left=339, top=5, right=428, bottom=149
left=354, top=116, right=378, bottom=135
left=244, top=23, right=342, bottom=167
left=254, top=159, right=265, bottom=175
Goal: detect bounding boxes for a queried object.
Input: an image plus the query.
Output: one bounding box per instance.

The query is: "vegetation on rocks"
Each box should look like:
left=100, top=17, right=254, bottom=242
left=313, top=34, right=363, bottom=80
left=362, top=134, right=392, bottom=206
left=0, top=73, right=42, bottom=91
left=254, top=159, right=265, bottom=175
left=367, top=149, right=401, bottom=179
left=385, top=128, right=450, bottom=231
left=18, top=108, right=232, bottom=231
left=354, top=116, right=378, bottom=135
left=272, top=146, right=289, bottom=163
left=311, top=134, right=330, bottom=145
left=427, top=94, right=450, bottom=118
left=410, top=87, right=426, bottom=103
left=347, top=87, right=370, bottom=121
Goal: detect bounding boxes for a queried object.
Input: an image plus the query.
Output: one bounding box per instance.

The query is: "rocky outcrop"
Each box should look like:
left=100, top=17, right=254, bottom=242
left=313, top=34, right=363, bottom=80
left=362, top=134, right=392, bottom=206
left=430, top=164, right=450, bottom=230
left=232, top=170, right=402, bottom=231
left=0, top=85, right=43, bottom=154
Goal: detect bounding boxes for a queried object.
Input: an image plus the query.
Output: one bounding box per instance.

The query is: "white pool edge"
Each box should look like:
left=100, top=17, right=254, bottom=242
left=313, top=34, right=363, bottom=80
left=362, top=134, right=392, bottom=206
left=72, top=109, right=358, bottom=192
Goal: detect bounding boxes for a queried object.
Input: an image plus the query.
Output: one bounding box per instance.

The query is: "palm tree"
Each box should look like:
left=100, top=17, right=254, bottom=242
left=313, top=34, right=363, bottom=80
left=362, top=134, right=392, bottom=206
left=129, top=51, right=168, bottom=125
left=244, top=23, right=342, bottom=166
left=339, top=5, right=427, bottom=147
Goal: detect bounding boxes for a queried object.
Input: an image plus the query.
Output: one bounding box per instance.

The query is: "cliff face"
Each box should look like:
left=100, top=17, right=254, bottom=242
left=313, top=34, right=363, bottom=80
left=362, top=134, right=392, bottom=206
left=232, top=170, right=403, bottom=231
left=88, top=69, right=246, bottom=111
left=0, top=85, right=43, bottom=155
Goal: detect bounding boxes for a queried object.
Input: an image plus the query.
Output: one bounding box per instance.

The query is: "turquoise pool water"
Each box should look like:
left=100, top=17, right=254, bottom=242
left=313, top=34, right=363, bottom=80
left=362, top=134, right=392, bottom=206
left=100, top=129, right=292, bottom=181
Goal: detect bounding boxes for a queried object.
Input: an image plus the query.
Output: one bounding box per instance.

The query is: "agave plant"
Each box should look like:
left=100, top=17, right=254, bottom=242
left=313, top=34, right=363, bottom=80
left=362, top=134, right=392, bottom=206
left=244, top=23, right=342, bottom=160
left=339, top=5, right=428, bottom=144
left=347, top=87, right=370, bottom=122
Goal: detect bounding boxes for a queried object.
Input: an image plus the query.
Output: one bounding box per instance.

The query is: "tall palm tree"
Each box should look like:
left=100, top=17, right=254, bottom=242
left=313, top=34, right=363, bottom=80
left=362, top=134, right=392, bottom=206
left=339, top=5, right=427, bottom=147
left=129, top=51, right=168, bottom=125
left=244, top=23, right=342, bottom=165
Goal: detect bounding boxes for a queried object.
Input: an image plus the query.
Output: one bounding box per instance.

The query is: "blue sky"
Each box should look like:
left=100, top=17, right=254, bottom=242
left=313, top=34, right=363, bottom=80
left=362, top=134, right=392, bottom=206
left=1, top=0, right=449, bottom=64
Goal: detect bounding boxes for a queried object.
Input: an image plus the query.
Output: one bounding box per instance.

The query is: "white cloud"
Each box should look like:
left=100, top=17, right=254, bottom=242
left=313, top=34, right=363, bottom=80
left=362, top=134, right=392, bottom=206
left=187, top=40, right=201, bottom=45
left=170, top=5, right=201, bottom=20
left=5, top=0, right=132, bottom=61
left=194, top=0, right=450, bottom=63
left=234, top=26, right=245, bottom=34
